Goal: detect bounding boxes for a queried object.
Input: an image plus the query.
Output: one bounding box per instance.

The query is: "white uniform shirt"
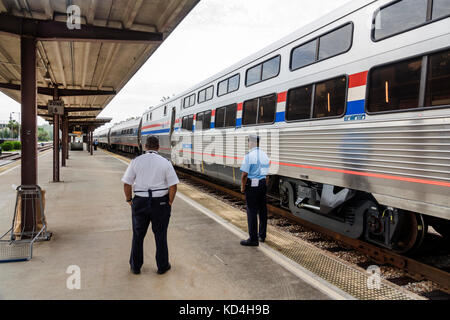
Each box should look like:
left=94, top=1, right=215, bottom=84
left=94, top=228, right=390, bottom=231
left=121, top=151, right=179, bottom=197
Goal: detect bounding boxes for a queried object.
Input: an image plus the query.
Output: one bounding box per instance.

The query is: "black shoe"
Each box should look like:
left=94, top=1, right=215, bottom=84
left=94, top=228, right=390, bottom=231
left=157, top=263, right=171, bottom=275
left=240, top=239, right=259, bottom=247
left=259, top=237, right=265, bottom=243
left=130, top=268, right=141, bottom=275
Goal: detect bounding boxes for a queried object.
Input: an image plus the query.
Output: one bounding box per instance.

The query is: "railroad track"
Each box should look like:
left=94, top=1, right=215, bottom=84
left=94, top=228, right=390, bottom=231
left=0, top=145, right=53, bottom=167
left=174, top=168, right=450, bottom=297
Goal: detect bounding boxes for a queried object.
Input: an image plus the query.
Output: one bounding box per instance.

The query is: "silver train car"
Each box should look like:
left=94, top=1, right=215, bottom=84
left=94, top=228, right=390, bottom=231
left=109, top=118, right=142, bottom=154
left=96, top=128, right=111, bottom=149
left=101, top=0, right=450, bottom=253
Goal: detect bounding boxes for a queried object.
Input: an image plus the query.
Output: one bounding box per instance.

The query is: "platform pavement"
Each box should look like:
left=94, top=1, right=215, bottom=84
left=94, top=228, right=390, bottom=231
left=0, top=149, right=330, bottom=300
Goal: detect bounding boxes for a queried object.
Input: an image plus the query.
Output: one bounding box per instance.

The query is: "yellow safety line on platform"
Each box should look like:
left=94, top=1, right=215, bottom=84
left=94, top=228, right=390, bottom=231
left=101, top=149, right=132, bottom=165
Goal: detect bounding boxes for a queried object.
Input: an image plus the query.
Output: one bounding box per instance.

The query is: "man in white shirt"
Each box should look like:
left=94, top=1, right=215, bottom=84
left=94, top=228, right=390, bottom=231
left=122, top=136, right=179, bottom=275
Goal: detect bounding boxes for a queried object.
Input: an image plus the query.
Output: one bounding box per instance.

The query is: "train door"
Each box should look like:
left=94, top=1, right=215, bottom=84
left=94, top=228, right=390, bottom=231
left=138, top=118, right=143, bottom=154
left=168, top=107, right=177, bottom=162
left=170, top=107, right=176, bottom=138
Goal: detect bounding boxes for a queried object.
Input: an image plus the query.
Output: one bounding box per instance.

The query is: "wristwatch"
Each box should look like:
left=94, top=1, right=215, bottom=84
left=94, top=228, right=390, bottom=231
left=127, top=198, right=132, bottom=203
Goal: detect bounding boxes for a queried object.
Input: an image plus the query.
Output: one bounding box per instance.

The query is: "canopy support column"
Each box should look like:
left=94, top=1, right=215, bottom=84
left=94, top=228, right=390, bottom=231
left=20, top=36, right=37, bottom=186
left=20, top=36, right=37, bottom=234
left=61, top=116, right=68, bottom=167
left=90, top=128, right=93, bottom=156
left=52, top=88, right=60, bottom=182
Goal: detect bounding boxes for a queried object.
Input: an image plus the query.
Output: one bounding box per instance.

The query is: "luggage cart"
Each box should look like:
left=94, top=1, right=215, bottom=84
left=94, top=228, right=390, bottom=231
left=0, top=185, right=51, bottom=263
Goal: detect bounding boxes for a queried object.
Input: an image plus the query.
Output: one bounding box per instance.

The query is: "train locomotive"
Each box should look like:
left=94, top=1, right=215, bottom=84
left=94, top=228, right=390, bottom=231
left=95, top=0, right=450, bottom=253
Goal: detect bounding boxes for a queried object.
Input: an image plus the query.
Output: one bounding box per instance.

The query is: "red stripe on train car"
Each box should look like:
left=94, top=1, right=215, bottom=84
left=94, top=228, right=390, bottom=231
left=277, top=91, right=287, bottom=103
left=142, top=124, right=161, bottom=130
left=212, top=110, right=216, bottom=117
left=271, top=161, right=450, bottom=188
left=349, top=71, right=368, bottom=88
left=237, top=103, right=243, bottom=111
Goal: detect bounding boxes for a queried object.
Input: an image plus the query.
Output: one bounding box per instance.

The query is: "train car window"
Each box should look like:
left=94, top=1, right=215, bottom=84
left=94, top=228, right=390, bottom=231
left=206, top=86, right=214, bottom=101
left=433, top=0, right=450, bottom=19
left=313, top=76, right=347, bottom=118
left=286, top=85, right=313, bottom=121
left=318, top=24, right=353, bottom=60
left=184, top=94, right=196, bottom=108
left=225, top=104, right=237, bottom=127
left=187, top=115, right=194, bottom=131
left=243, top=98, right=258, bottom=125
left=368, top=57, right=422, bottom=112
left=215, top=107, right=226, bottom=128
left=182, top=116, right=188, bottom=130
left=258, top=94, right=277, bottom=124
left=246, top=65, right=262, bottom=86
left=373, top=0, right=428, bottom=41
left=246, top=56, right=281, bottom=86
left=198, top=86, right=214, bottom=104
left=189, top=94, right=196, bottom=107
left=218, top=80, right=228, bottom=96
left=164, top=106, right=167, bottom=116
left=196, top=112, right=204, bottom=130
left=228, top=74, right=240, bottom=92
left=425, top=49, right=450, bottom=107
left=262, top=56, right=281, bottom=81
left=291, top=39, right=317, bottom=70
left=198, top=90, right=206, bottom=103
left=218, top=74, right=240, bottom=97
left=204, top=110, right=212, bottom=130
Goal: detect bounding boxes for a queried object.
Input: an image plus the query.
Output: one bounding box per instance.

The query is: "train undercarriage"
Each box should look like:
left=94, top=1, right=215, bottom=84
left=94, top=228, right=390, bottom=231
left=277, top=177, right=449, bottom=254
left=109, top=144, right=141, bottom=155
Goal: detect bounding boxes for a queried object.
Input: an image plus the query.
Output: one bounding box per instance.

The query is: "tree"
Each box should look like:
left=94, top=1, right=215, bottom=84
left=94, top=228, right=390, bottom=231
left=38, top=127, right=50, bottom=142
left=0, top=128, right=10, bottom=139
left=8, top=120, right=19, bottom=139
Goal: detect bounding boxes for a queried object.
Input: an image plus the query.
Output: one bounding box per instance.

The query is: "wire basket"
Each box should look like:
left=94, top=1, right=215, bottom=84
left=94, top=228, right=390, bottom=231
left=0, top=185, right=51, bottom=263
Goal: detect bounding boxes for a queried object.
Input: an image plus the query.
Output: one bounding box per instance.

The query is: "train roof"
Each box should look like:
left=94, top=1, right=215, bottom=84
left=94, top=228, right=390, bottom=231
left=152, top=0, right=375, bottom=109
left=110, top=117, right=142, bottom=131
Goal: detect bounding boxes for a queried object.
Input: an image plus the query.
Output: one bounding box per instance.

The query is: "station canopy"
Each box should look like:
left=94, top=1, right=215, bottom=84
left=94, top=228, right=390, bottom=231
left=0, top=0, right=199, bottom=131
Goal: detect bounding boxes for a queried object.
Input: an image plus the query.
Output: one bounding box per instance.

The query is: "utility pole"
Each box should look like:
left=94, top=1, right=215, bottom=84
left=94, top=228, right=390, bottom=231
left=11, top=112, right=21, bottom=141
left=9, top=113, right=12, bottom=140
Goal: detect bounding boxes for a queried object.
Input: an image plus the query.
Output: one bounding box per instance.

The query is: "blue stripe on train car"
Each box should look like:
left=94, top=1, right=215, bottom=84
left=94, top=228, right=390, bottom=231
left=346, top=100, right=365, bottom=115
left=142, top=128, right=171, bottom=136
left=275, top=112, right=285, bottom=123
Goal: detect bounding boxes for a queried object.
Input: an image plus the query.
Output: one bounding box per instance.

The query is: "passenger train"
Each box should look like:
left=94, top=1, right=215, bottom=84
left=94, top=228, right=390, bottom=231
left=95, top=0, right=450, bottom=253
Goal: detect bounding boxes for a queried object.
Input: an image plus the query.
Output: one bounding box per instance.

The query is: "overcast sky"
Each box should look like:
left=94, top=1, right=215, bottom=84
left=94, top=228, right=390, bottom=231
left=0, top=0, right=350, bottom=128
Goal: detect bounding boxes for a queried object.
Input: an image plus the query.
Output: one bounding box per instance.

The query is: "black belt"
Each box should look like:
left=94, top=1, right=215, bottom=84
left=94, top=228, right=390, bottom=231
left=134, top=188, right=168, bottom=209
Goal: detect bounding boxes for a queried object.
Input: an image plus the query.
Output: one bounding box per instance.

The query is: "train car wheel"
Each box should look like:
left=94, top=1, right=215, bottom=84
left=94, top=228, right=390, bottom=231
left=392, top=212, right=427, bottom=254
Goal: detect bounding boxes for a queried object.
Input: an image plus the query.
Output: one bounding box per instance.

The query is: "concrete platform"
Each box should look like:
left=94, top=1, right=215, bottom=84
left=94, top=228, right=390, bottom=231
left=0, top=149, right=330, bottom=300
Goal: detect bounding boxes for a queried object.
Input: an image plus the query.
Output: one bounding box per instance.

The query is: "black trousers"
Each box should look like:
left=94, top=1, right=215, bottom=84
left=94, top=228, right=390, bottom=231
left=245, top=180, right=268, bottom=242
left=130, top=196, right=171, bottom=271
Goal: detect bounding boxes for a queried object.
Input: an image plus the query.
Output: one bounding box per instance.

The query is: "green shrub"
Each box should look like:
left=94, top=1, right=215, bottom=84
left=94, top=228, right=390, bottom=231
left=13, top=141, right=21, bottom=150
left=1, top=141, right=13, bottom=151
